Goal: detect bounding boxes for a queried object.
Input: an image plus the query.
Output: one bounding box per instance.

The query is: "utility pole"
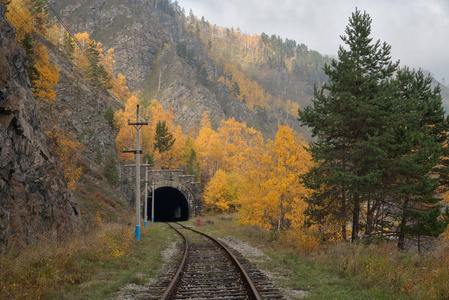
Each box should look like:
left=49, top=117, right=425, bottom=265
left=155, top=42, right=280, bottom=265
left=123, top=104, right=148, bottom=240
left=152, top=179, right=155, bottom=222
left=144, top=159, right=148, bottom=229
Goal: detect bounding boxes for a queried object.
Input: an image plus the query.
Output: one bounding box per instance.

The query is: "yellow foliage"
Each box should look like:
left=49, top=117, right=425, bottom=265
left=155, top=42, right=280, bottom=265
left=48, top=127, right=85, bottom=190
left=114, top=95, right=140, bottom=161
left=45, top=23, right=62, bottom=46
left=111, top=73, right=130, bottom=102
left=221, top=64, right=268, bottom=111
left=73, top=32, right=91, bottom=68
left=33, top=44, right=59, bottom=104
left=238, top=125, right=313, bottom=232
left=217, top=118, right=264, bottom=173
left=115, top=98, right=188, bottom=169
left=195, top=112, right=223, bottom=181
left=7, top=0, right=33, bottom=41
left=204, top=169, right=240, bottom=213
left=7, top=0, right=59, bottom=105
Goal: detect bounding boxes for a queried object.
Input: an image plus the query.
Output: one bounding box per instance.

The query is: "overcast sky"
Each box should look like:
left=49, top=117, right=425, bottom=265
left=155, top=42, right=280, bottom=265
left=176, top=0, right=449, bottom=85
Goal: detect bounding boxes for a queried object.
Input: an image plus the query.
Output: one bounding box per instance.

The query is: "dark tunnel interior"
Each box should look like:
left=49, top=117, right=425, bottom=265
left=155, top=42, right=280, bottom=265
left=146, top=186, right=189, bottom=222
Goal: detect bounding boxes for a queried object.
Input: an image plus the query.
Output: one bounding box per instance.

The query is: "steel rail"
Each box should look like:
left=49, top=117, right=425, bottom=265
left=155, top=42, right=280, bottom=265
left=160, top=223, right=188, bottom=300
left=162, top=222, right=262, bottom=300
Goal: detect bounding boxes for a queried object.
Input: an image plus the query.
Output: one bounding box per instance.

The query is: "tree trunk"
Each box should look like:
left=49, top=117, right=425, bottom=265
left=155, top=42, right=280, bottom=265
left=278, top=195, right=283, bottom=232
left=397, top=198, right=410, bottom=251
left=341, top=184, right=347, bottom=240
left=351, top=194, right=360, bottom=242
left=366, top=198, right=372, bottom=237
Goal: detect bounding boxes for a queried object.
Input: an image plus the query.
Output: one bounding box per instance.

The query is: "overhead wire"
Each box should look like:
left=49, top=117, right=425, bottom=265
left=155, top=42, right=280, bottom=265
left=42, top=0, right=98, bottom=66
left=9, top=0, right=104, bottom=69
left=7, top=4, right=48, bottom=57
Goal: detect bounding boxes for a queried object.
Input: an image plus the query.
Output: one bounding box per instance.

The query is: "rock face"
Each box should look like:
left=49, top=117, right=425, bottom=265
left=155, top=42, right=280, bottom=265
left=0, top=3, right=80, bottom=250
left=40, top=38, right=123, bottom=161
left=47, top=0, right=283, bottom=137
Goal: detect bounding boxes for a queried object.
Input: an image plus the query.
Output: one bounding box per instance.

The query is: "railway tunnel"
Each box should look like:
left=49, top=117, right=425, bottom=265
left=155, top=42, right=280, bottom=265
left=124, top=168, right=201, bottom=221
left=147, top=186, right=190, bottom=222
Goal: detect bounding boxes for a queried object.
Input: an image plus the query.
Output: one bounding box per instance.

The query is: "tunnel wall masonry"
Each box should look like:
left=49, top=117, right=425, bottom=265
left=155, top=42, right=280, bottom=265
left=123, top=167, right=202, bottom=217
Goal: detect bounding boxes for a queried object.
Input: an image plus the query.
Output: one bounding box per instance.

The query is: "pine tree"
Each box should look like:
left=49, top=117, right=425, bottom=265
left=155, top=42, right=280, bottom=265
left=382, top=68, right=449, bottom=250
left=104, top=150, right=119, bottom=185
left=104, top=106, right=115, bottom=129
left=154, top=120, right=175, bottom=153
left=299, top=9, right=398, bottom=241
left=63, top=32, right=75, bottom=59
left=20, top=33, right=40, bottom=87
left=182, top=137, right=200, bottom=181
left=85, top=40, right=111, bottom=88
left=299, top=9, right=449, bottom=247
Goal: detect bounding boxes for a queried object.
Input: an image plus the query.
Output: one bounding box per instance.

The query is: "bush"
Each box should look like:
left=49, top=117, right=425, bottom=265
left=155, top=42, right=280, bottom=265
left=104, top=151, right=119, bottom=185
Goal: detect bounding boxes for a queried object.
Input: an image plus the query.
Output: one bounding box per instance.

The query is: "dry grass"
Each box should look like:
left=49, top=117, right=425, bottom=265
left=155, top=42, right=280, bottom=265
left=198, top=214, right=449, bottom=299
left=0, top=216, right=134, bottom=299
left=311, top=242, right=449, bottom=299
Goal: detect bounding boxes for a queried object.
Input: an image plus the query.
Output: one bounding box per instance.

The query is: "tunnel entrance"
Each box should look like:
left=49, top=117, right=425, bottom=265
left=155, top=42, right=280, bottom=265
left=147, top=186, right=189, bottom=222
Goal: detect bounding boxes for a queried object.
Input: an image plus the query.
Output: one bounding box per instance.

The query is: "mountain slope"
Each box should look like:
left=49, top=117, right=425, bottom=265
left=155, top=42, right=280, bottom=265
left=0, top=2, right=80, bottom=250
left=47, top=0, right=312, bottom=139
left=47, top=0, right=449, bottom=141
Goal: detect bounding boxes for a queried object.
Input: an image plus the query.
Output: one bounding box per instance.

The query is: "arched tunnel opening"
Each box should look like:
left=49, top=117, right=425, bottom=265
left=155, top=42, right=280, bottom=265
left=147, top=186, right=189, bottom=222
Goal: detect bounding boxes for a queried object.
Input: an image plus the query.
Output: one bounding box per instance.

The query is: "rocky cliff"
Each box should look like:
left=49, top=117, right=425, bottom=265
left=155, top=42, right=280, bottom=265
left=0, top=3, right=80, bottom=250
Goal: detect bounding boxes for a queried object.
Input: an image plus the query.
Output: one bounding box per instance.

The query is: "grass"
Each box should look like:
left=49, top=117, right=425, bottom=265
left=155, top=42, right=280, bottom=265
left=54, top=222, right=175, bottom=299
left=2, top=214, right=447, bottom=299
left=194, top=214, right=448, bottom=299
left=0, top=221, right=174, bottom=299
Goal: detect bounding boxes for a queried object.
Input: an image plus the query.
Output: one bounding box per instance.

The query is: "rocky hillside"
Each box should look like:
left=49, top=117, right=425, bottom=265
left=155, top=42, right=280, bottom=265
left=39, top=35, right=136, bottom=225
left=47, top=0, right=306, bottom=139
left=0, top=2, right=80, bottom=250
left=48, top=0, right=449, bottom=140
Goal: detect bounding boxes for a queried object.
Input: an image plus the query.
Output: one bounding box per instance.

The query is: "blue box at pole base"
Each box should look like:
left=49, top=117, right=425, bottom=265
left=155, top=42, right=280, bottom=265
left=136, top=225, right=141, bottom=240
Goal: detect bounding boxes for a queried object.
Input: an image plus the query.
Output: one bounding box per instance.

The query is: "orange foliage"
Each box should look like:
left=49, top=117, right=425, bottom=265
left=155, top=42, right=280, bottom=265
left=114, top=97, right=187, bottom=169
left=195, top=111, right=223, bottom=182
left=204, top=170, right=240, bottom=213
left=219, top=64, right=268, bottom=111
left=48, top=127, right=85, bottom=190
left=32, top=43, right=59, bottom=105
left=238, top=125, right=313, bottom=232
left=111, top=73, right=130, bottom=102
left=7, top=0, right=59, bottom=105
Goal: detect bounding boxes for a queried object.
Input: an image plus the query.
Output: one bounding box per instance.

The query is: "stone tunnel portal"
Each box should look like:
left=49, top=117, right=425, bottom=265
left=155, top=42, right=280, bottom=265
left=147, top=186, right=189, bottom=222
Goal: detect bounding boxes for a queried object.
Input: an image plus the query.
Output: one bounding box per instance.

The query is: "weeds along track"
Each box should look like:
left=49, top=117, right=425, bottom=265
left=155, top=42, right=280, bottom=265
left=161, top=222, right=265, bottom=300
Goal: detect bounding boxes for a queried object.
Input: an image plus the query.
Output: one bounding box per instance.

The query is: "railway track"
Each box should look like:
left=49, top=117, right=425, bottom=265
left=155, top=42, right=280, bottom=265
left=162, top=222, right=262, bottom=299
left=118, top=222, right=284, bottom=299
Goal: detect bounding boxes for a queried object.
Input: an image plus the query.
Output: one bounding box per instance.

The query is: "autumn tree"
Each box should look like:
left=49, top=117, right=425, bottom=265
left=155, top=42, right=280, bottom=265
left=195, top=111, right=223, bottom=182
left=204, top=169, right=240, bottom=213
left=48, top=127, right=85, bottom=190
left=111, top=73, right=131, bottom=102
left=238, top=125, right=312, bottom=232
left=217, top=118, right=263, bottom=173
left=114, top=95, right=140, bottom=162
left=7, top=0, right=59, bottom=105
